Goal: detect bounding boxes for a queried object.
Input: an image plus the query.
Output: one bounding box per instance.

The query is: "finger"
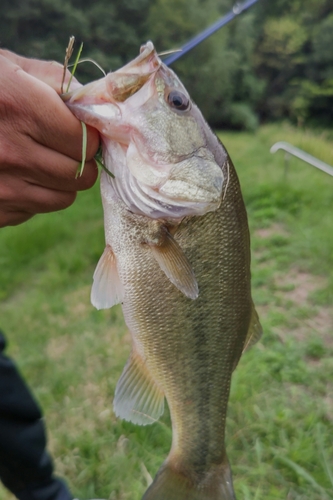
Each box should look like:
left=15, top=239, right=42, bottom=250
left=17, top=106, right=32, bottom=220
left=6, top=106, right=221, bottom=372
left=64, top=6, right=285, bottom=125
left=6, top=137, right=98, bottom=192
left=2, top=58, right=99, bottom=161
left=31, top=143, right=99, bottom=191
left=0, top=209, right=33, bottom=228
left=28, top=89, right=100, bottom=162
left=1, top=128, right=98, bottom=193
left=0, top=49, right=81, bottom=93
left=23, top=185, right=78, bottom=213
left=20, top=73, right=100, bottom=161
left=0, top=173, right=78, bottom=215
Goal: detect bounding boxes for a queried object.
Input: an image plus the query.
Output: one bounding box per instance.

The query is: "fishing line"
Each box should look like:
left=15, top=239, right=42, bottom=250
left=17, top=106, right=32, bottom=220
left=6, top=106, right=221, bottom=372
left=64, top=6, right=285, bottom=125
left=163, top=0, right=261, bottom=66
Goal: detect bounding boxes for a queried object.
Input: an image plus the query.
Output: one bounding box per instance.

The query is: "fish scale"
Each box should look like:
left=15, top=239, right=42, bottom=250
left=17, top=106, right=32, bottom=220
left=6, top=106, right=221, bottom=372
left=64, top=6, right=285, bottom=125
left=63, top=41, right=262, bottom=500
left=104, top=157, right=250, bottom=478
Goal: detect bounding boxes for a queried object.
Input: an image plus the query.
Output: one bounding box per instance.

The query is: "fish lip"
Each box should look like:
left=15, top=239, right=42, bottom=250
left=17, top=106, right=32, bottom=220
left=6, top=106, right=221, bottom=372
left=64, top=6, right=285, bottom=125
left=119, top=41, right=161, bottom=76
left=61, top=77, right=110, bottom=105
left=61, top=41, right=161, bottom=106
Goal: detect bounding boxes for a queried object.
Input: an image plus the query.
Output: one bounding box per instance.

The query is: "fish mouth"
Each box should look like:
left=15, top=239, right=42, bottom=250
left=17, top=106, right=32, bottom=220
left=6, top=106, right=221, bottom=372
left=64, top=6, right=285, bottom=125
left=112, top=41, right=161, bottom=98
left=62, top=41, right=161, bottom=107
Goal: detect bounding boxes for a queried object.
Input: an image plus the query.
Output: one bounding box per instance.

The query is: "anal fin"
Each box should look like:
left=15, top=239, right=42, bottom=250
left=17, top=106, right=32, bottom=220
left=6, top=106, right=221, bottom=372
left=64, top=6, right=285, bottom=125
left=232, top=302, right=263, bottom=372
left=114, top=349, right=164, bottom=426
left=91, top=245, right=124, bottom=310
left=149, top=229, right=198, bottom=300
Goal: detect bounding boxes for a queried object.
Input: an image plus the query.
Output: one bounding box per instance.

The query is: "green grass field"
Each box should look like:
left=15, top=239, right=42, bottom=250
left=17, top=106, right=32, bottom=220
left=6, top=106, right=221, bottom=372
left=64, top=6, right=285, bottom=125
left=0, top=123, right=332, bottom=500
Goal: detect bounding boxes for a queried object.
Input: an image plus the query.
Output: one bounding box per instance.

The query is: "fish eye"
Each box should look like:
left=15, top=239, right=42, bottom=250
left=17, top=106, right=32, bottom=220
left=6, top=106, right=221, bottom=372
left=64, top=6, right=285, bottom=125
left=167, top=90, right=190, bottom=111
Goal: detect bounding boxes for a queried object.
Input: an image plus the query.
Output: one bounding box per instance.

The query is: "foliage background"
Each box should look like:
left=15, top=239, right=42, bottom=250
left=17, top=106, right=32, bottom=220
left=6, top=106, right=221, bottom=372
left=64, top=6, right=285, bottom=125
left=0, top=0, right=333, bottom=130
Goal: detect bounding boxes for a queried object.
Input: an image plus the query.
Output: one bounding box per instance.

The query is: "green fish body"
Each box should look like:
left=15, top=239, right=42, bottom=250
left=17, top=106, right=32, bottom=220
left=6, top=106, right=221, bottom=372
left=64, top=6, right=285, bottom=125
left=64, top=41, right=262, bottom=500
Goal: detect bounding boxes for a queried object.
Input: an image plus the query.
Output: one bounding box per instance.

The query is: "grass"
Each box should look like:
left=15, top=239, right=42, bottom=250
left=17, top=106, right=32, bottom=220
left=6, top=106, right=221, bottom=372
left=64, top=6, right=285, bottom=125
left=0, top=122, right=333, bottom=499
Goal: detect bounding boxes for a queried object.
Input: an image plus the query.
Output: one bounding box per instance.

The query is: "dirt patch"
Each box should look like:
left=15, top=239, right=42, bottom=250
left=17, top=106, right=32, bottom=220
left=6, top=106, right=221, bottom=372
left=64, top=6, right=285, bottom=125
left=255, top=223, right=289, bottom=239
left=47, top=335, right=72, bottom=360
left=64, top=285, right=92, bottom=317
left=271, top=269, right=333, bottom=348
left=291, top=308, right=333, bottom=348
left=275, top=269, right=326, bottom=305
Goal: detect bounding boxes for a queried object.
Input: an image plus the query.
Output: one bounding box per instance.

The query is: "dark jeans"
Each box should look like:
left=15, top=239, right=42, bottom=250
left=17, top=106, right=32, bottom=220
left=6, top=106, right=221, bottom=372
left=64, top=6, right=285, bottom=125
left=0, top=332, right=72, bottom=500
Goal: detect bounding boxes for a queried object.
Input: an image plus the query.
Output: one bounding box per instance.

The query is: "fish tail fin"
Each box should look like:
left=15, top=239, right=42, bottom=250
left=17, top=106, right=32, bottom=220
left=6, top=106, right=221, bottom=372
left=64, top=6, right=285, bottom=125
left=142, top=460, right=236, bottom=500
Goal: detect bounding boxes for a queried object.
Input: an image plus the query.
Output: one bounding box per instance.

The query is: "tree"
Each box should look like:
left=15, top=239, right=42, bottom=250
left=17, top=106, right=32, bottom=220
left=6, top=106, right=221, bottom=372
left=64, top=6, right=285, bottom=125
left=1, top=0, right=332, bottom=128
left=0, top=0, right=151, bottom=82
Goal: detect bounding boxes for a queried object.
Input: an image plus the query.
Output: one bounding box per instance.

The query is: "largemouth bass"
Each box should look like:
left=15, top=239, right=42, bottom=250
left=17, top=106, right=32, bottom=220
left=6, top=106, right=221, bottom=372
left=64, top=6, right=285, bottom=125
left=63, top=41, right=262, bottom=500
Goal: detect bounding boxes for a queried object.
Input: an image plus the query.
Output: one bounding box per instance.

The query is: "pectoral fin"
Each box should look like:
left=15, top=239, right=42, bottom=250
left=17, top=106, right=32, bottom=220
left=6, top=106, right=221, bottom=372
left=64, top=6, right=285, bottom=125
left=149, top=229, right=198, bottom=300
left=91, top=245, right=124, bottom=310
left=114, top=349, right=164, bottom=426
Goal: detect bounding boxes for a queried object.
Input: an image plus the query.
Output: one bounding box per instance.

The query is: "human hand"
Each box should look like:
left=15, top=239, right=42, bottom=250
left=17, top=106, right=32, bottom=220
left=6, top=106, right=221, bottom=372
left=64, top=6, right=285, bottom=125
left=0, top=50, right=100, bottom=227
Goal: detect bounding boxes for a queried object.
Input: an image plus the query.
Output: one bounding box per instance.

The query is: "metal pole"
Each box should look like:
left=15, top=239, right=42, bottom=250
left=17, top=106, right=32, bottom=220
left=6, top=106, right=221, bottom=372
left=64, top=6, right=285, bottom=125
left=271, top=142, right=333, bottom=178
left=284, top=152, right=290, bottom=179
left=163, top=0, right=261, bottom=67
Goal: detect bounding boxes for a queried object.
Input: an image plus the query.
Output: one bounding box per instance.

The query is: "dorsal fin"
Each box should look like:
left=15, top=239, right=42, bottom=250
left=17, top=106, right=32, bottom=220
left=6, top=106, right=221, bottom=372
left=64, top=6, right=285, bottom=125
left=148, top=229, right=198, bottom=300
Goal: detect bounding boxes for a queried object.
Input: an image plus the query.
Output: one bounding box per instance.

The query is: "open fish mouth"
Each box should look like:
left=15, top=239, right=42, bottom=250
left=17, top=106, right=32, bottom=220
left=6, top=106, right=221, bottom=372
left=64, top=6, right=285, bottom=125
left=62, top=42, right=161, bottom=106
left=108, top=41, right=161, bottom=101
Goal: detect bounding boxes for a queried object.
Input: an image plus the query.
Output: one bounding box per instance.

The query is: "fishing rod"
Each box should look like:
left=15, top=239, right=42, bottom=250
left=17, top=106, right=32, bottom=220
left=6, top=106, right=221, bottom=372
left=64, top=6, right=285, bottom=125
left=163, top=0, right=260, bottom=66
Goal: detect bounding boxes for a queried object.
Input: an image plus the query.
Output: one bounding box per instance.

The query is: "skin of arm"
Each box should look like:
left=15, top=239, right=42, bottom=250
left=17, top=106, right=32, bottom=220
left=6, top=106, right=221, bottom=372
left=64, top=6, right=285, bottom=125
left=0, top=49, right=100, bottom=227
